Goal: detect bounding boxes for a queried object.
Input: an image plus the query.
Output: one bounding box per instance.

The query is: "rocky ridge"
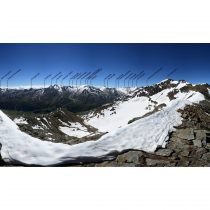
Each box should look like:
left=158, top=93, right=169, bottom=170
left=83, top=101, right=210, bottom=166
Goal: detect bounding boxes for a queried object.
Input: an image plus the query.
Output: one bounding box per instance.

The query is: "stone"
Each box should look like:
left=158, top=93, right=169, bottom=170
left=195, top=130, right=206, bottom=145
left=202, top=153, right=210, bottom=161
left=190, top=148, right=208, bottom=159
left=167, top=137, right=188, bottom=152
left=176, top=128, right=195, bottom=140
left=179, top=150, right=190, bottom=157
left=116, top=151, right=144, bottom=164
left=145, top=158, right=171, bottom=167
left=190, top=159, right=207, bottom=167
left=196, top=148, right=208, bottom=157
left=193, top=139, right=202, bottom=147
left=95, top=161, right=119, bottom=167
left=155, top=149, right=173, bottom=157
left=176, top=159, right=190, bottom=166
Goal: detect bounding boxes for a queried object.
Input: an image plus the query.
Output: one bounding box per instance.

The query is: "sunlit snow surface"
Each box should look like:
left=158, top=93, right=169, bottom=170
left=0, top=89, right=204, bottom=165
left=14, top=117, right=28, bottom=125
left=85, top=96, right=151, bottom=132
left=85, top=86, right=180, bottom=132
left=59, top=122, right=90, bottom=138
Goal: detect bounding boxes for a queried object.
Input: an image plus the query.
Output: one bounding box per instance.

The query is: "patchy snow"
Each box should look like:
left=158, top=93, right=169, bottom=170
left=157, top=79, right=169, bottom=84
left=40, top=121, right=48, bottom=128
left=176, top=81, right=188, bottom=89
left=151, top=88, right=172, bottom=105
left=32, top=125, right=44, bottom=130
left=0, top=90, right=204, bottom=166
left=59, top=122, right=90, bottom=138
left=69, top=122, right=87, bottom=131
left=171, top=80, right=179, bottom=84
left=14, top=117, right=28, bottom=125
left=58, top=119, right=69, bottom=127
left=59, top=125, right=89, bottom=138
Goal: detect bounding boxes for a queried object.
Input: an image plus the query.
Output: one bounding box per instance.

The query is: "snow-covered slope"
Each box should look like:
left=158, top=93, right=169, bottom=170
left=84, top=96, right=151, bottom=132
left=0, top=90, right=204, bottom=166
left=84, top=80, right=189, bottom=132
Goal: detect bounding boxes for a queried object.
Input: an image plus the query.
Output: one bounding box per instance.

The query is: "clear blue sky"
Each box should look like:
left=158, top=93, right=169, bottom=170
left=0, top=43, right=210, bottom=87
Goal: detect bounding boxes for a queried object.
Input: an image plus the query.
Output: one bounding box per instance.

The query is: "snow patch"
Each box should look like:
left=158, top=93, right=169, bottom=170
left=59, top=126, right=89, bottom=138
left=32, top=125, right=44, bottom=130
left=59, top=122, right=90, bottom=138
left=14, top=117, right=28, bottom=125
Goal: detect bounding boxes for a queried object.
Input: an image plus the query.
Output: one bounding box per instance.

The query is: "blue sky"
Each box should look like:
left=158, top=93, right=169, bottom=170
left=0, top=43, right=210, bottom=87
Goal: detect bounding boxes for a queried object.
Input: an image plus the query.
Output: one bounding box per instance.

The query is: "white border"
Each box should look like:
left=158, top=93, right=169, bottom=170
left=1, top=168, right=210, bottom=210
left=1, top=0, right=210, bottom=209
left=0, top=0, right=210, bottom=43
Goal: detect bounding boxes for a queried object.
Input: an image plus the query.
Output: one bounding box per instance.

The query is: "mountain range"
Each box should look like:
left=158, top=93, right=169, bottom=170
left=0, top=79, right=210, bottom=166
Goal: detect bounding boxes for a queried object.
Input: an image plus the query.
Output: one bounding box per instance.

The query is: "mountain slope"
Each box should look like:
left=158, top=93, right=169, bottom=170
left=84, top=80, right=203, bottom=132
left=0, top=88, right=205, bottom=166
left=5, top=108, right=103, bottom=145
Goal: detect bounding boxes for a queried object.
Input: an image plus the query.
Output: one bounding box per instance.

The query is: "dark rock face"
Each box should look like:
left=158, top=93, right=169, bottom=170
left=132, top=79, right=178, bottom=98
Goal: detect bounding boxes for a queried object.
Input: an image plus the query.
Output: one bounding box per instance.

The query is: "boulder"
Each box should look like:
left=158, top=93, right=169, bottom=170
left=176, top=159, right=190, bottom=166
left=193, top=139, right=202, bottom=147
left=195, top=130, right=206, bottom=141
left=176, top=128, right=195, bottom=140
left=155, top=149, right=173, bottom=157
left=145, top=158, right=173, bottom=167
left=116, top=151, right=144, bottom=165
left=202, top=153, right=210, bottom=161
left=190, top=147, right=208, bottom=159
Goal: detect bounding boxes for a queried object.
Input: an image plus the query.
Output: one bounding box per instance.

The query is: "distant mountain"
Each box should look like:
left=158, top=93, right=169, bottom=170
left=0, top=85, right=126, bottom=113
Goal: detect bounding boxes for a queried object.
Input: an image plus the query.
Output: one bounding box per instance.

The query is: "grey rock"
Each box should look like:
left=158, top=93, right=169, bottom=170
left=116, top=151, right=144, bottom=164
left=193, top=139, right=202, bottom=147
left=190, top=147, right=208, bottom=159
left=179, top=150, right=190, bottom=157
left=202, top=153, right=210, bottom=161
left=195, top=130, right=206, bottom=140
left=95, top=161, right=119, bottom=167
left=176, top=128, right=195, bottom=140
left=177, top=159, right=190, bottom=166
left=146, top=158, right=170, bottom=167
left=189, top=159, right=207, bottom=167
left=155, top=149, right=173, bottom=157
left=167, top=137, right=188, bottom=151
